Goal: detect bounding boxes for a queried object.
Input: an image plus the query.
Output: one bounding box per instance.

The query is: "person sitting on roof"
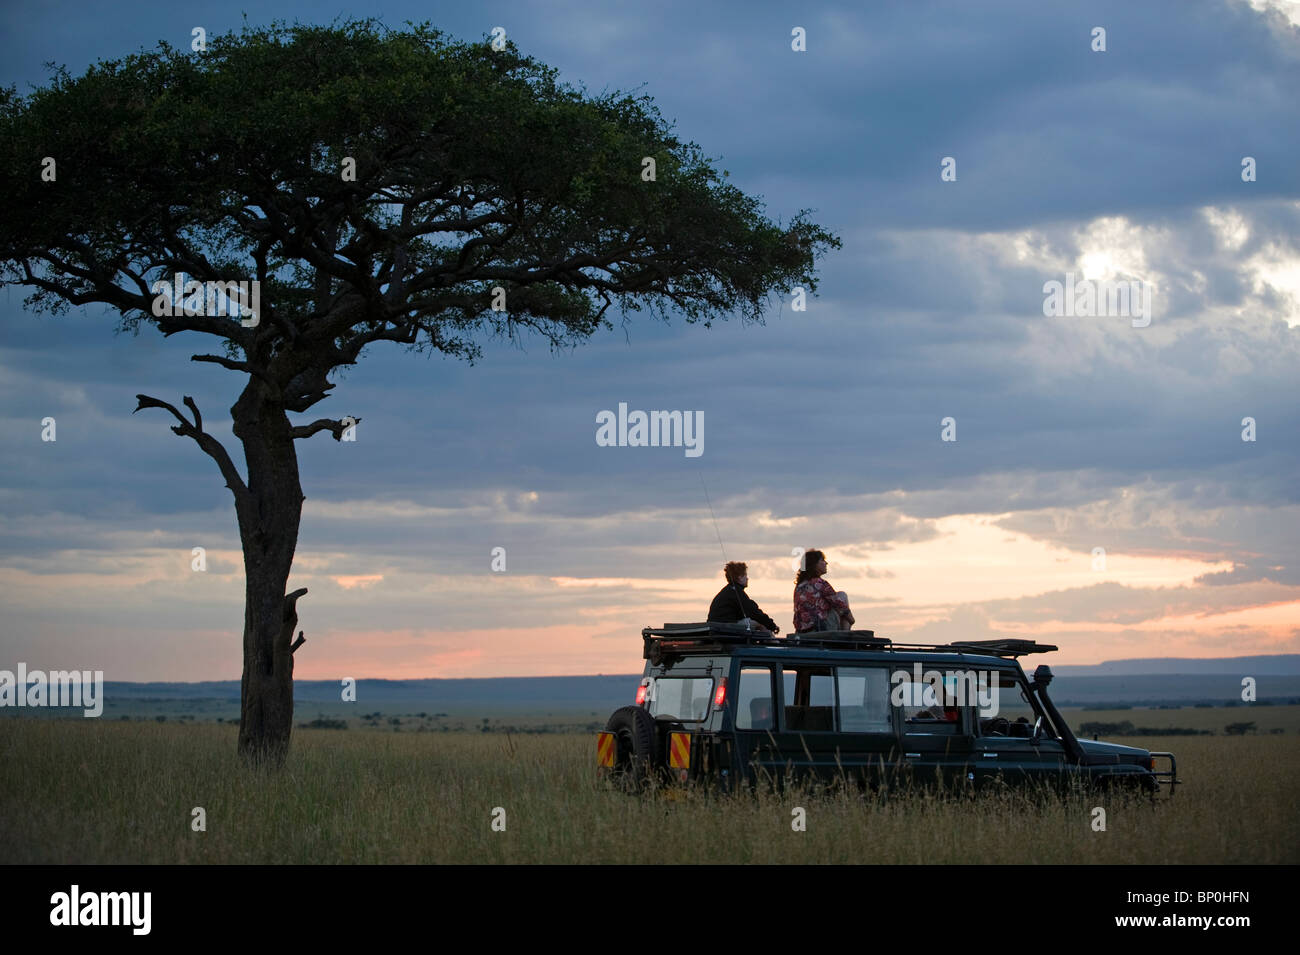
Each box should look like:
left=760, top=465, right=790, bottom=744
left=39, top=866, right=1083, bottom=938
left=708, top=561, right=780, bottom=633
left=793, top=549, right=855, bottom=633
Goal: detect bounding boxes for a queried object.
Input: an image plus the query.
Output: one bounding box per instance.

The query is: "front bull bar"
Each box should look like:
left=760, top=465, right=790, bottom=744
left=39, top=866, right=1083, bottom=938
left=1150, top=751, right=1179, bottom=796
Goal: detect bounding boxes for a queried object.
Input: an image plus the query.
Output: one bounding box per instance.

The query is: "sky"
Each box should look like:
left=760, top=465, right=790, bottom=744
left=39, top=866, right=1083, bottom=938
left=1, top=0, right=1298, bottom=681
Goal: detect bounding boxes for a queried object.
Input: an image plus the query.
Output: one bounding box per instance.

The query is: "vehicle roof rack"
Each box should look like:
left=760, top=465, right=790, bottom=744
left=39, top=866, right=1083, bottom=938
left=640, top=626, right=1056, bottom=661
left=784, top=631, right=889, bottom=650
left=642, top=623, right=781, bottom=658
left=642, top=623, right=889, bottom=659
left=947, top=639, right=1057, bottom=657
left=879, top=640, right=1058, bottom=659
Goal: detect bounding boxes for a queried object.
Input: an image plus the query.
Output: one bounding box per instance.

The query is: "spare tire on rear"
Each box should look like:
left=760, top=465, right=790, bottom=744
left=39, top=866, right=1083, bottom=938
left=604, top=705, right=659, bottom=790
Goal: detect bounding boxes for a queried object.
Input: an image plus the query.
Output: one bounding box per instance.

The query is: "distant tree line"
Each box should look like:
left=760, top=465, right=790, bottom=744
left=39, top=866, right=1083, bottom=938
left=1079, top=719, right=1286, bottom=737
left=1079, top=720, right=1211, bottom=737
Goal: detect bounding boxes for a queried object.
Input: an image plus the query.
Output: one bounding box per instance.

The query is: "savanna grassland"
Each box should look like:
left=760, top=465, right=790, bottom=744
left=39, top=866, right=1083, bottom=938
left=2, top=712, right=1298, bottom=864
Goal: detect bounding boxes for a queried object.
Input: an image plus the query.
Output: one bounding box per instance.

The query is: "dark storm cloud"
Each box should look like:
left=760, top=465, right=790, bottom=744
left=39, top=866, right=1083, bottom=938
left=0, top=0, right=1296, bottom=617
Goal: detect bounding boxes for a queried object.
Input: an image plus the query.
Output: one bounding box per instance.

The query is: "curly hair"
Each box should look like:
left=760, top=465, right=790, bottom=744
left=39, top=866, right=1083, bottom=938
left=723, top=561, right=747, bottom=584
left=795, top=549, right=825, bottom=585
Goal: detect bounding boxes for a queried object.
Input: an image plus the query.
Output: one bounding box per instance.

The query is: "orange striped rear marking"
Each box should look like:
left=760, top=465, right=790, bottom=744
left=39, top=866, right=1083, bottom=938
left=596, top=732, right=615, bottom=768
left=668, top=732, right=691, bottom=769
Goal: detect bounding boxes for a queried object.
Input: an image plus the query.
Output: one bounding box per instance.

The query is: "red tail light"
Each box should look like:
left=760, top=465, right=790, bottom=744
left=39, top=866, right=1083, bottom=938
left=714, top=678, right=728, bottom=709
left=635, top=682, right=649, bottom=704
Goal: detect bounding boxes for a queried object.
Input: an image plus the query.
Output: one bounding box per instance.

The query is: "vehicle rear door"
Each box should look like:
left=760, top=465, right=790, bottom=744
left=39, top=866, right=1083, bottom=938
left=644, top=664, right=718, bottom=776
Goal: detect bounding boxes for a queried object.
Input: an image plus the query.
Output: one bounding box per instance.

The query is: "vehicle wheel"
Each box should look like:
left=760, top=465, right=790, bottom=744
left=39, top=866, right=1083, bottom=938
left=604, top=705, right=659, bottom=791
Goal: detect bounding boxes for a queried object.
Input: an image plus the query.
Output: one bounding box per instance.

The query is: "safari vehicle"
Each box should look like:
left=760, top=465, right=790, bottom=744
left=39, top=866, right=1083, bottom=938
left=596, top=623, right=1178, bottom=796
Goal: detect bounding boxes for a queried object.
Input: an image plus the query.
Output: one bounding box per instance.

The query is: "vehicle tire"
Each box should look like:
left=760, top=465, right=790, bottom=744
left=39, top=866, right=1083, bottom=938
left=604, top=705, right=659, bottom=791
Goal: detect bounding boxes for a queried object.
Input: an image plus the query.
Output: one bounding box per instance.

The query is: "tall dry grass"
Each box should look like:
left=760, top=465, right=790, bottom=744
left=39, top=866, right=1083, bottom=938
left=1, top=720, right=1295, bottom=864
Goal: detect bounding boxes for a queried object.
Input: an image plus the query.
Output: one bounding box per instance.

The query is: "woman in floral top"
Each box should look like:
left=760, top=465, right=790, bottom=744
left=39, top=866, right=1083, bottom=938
left=793, top=549, right=855, bottom=633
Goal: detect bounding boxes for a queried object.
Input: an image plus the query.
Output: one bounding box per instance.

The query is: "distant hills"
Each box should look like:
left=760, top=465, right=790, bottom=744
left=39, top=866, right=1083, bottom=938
left=1052, top=655, right=1300, bottom=676
left=1046, top=654, right=1300, bottom=704
left=103, top=675, right=639, bottom=709
left=87, top=654, right=1300, bottom=711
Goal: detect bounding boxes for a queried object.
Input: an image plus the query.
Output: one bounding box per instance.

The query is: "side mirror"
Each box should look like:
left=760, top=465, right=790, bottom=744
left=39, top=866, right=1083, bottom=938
left=1031, top=716, right=1044, bottom=743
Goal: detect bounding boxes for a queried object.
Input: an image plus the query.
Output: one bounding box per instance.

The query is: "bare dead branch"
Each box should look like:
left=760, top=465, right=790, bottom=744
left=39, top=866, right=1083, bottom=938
left=182, top=395, right=203, bottom=432
left=289, top=416, right=361, bottom=441
left=133, top=393, right=250, bottom=503
left=280, top=589, right=309, bottom=662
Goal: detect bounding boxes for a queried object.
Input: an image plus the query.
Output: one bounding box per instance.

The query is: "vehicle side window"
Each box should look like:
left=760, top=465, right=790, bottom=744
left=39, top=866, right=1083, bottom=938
left=836, top=667, right=893, bottom=733
left=781, top=666, right=835, bottom=732
left=736, top=666, right=775, bottom=730
left=892, top=668, right=966, bottom=735
left=980, top=673, right=1054, bottom=738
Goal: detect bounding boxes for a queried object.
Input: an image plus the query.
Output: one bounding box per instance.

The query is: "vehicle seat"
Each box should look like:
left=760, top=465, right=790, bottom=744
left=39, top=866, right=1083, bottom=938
left=785, top=705, right=833, bottom=732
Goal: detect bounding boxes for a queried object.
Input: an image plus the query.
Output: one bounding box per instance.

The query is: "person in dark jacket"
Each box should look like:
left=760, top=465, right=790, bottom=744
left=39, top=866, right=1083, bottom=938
left=708, top=561, right=780, bottom=633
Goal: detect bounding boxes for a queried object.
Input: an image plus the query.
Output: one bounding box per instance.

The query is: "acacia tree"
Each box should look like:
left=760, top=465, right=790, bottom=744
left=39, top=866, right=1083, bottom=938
left=0, top=20, right=839, bottom=765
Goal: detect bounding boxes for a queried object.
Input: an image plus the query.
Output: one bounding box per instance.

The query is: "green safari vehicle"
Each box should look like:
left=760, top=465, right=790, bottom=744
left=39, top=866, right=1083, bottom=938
left=596, top=623, right=1178, bottom=796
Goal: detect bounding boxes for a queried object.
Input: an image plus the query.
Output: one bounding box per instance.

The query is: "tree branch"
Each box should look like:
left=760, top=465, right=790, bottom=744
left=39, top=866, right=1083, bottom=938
left=333, top=321, right=420, bottom=365
left=191, top=353, right=277, bottom=386
left=133, top=393, right=250, bottom=503
left=289, top=416, right=361, bottom=441
left=282, top=589, right=308, bottom=657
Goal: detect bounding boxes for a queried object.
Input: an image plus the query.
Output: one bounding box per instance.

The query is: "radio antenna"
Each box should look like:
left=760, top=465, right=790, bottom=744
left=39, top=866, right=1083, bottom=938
left=700, top=475, right=752, bottom=631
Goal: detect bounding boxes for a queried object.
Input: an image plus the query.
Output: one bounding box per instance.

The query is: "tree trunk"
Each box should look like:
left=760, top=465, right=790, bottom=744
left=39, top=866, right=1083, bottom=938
left=232, top=379, right=306, bottom=767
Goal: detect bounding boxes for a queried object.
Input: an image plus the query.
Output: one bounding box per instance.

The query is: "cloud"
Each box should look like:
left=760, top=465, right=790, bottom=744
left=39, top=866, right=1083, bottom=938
left=0, top=0, right=1296, bottom=678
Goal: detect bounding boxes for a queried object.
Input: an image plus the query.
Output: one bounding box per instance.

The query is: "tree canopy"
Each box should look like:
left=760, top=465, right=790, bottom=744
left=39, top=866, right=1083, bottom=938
left=2, top=19, right=838, bottom=388
left=0, top=18, right=840, bottom=764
